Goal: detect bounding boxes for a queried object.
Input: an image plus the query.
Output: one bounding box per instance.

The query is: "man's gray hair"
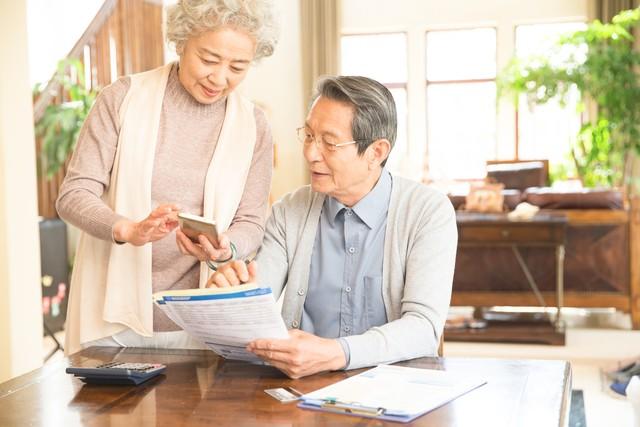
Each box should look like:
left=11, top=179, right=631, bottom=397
left=314, top=76, right=397, bottom=166
left=166, top=0, right=279, bottom=60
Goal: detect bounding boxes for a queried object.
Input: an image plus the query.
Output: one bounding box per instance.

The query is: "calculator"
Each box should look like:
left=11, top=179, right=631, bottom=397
left=66, top=362, right=166, bottom=385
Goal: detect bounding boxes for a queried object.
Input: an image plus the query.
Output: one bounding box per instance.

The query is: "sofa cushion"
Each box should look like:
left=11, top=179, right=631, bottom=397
left=523, top=187, right=623, bottom=209
left=486, top=161, right=547, bottom=191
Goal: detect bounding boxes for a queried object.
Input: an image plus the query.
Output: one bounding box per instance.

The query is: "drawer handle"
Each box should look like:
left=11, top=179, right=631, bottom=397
left=501, top=230, right=510, bottom=238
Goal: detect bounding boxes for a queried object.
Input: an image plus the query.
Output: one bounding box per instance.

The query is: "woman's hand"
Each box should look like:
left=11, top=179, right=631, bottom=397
left=176, top=229, right=234, bottom=263
left=206, top=260, right=257, bottom=287
left=112, top=204, right=179, bottom=246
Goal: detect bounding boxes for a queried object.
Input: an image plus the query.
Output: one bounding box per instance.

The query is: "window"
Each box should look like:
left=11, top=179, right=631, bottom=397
left=425, top=28, right=497, bottom=180
left=515, top=22, right=587, bottom=165
left=339, top=20, right=587, bottom=183
left=341, top=33, right=407, bottom=172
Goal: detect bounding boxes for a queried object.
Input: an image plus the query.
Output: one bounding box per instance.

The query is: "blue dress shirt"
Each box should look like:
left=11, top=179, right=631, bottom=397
left=301, top=170, right=392, bottom=363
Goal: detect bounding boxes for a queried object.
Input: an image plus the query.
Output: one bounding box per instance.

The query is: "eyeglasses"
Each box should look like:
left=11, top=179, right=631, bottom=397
left=296, top=127, right=361, bottom=152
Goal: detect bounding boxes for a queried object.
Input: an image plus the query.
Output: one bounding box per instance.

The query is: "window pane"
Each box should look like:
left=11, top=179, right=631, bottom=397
left=515, top=22, right=585, bottom=164
left=518, top=87, right=582, bottom=163
left=386, top=87, right=407, bottom=173
left=426, top=28, right=496, bottom=81
left=426, top=82, right=496, bottom=180
left=341, top=33, right=407, bottom=83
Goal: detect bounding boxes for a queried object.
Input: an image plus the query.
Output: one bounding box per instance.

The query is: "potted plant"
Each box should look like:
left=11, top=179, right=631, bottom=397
left=34, top=58, right=98, bottom=178
left=497, top=8, right=640, bottom=198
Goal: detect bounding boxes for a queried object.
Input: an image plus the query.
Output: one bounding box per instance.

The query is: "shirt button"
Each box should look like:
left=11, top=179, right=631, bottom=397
left=345, top=286, right=352, bottom=293
left=346, top=210, right=353, bottom=216
left=292, top=320, right=299, bottom=328
left=348, top=247, right=355, bottom=254
left=297, top=289, right=305, bottom=296
left=344, top=326, right=351, bottom=332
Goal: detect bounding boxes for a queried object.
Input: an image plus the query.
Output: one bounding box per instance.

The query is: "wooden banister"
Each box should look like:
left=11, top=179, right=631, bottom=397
left=34, top=0, right=165, bottom=218
left=33, top=0, right=118, bottom=122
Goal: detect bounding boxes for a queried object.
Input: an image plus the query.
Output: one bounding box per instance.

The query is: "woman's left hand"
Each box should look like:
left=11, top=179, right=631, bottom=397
left=176, top=230, right=233, bottom=262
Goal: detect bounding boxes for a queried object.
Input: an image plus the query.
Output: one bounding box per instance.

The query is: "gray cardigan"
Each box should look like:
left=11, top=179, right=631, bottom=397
left=256, top=175, right=458, bottom=369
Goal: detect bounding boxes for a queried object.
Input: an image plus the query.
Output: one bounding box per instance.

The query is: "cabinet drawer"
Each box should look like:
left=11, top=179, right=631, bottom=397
left=458, top=225, right=560, bottom=243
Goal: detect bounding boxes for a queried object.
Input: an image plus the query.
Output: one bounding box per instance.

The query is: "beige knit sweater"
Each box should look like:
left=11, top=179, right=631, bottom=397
left=57, top=63, right=273, bottom=331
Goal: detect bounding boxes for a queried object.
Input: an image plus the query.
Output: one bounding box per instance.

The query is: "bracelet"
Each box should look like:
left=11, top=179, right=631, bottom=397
left=205, top=242, right=237, bottom=271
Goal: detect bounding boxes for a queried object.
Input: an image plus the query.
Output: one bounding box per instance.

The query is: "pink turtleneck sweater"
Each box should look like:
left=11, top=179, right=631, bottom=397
left=57, top=63, right=273, bottom=331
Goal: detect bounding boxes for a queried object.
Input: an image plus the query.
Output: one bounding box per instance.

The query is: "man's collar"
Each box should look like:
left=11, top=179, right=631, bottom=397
left=351, top=169, right=392, bottom=229
left=325, top=169, right=392, bottom=229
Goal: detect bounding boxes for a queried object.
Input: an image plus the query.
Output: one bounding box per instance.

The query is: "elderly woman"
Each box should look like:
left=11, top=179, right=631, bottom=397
left=57, top=0, right=279, bottom=354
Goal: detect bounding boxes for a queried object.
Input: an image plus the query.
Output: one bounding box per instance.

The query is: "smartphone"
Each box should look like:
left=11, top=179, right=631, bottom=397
left=177, top=212, right=219, bottom=245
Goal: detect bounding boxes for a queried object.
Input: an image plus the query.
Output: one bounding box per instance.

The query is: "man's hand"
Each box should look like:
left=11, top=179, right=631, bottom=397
left=176, top=230, right=233, bottom=263
left=206, top=260, right=257, bottom=287
left=247, top=329, right=347, bottom=379
left=113, top=204, right=179, bottom=246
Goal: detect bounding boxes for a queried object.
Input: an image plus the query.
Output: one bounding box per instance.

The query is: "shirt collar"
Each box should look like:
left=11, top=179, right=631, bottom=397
left=324, top=169, right=392, bottom=229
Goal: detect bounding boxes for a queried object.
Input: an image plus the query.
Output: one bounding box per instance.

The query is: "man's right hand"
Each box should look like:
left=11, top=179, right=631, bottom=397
left=206, top=260, right=258, bottom=288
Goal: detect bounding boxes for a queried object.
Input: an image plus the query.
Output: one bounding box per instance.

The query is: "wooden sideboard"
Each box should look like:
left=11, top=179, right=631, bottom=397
left=452, top=206, right=640, bottom=329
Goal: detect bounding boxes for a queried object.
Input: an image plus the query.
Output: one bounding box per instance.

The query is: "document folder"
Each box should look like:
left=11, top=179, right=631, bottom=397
left=298, top=365, right=486, bottom=423
left=153, top=284, right=288, bottom=362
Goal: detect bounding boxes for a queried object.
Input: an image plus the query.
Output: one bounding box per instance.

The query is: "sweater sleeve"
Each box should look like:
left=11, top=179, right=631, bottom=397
left=341, top=191, right=458, bottom=370
left=254, top=193, right=290, bottom=299
left=225, top=106, right=274, bottom=258
left=55, top=77, right=131, bottom=242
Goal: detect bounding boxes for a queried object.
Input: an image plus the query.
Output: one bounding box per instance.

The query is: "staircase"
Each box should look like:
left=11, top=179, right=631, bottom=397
left=33, top=0, right=165, bottom=218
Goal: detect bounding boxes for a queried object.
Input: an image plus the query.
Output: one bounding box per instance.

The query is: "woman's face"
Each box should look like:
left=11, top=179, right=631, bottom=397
left=178, top=26, right=256, bottom=104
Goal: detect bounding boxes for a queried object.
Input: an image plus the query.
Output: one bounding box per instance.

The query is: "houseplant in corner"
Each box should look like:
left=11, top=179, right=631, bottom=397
left=33, top=58, right=98, bottom=339
left=497, top=8, right=640, bottom=198
left=34, top=58, right=97, bottom=178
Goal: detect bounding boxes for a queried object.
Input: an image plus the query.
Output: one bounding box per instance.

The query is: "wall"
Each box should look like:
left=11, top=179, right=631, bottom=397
left=240, top=0, right=306, bottom=200
left=342, top=0, right=593, bottom=180
left=0, top=0, right=44, bottom=382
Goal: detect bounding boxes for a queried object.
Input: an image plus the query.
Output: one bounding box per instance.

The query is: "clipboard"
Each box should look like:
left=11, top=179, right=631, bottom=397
left=298, top=365, right=487, bottom=423
left=298, top=398, right=418, bottom=423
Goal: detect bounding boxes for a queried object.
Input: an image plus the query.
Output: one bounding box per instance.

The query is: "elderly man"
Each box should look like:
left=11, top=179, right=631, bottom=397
left=208, top=76, right=457, bottom=378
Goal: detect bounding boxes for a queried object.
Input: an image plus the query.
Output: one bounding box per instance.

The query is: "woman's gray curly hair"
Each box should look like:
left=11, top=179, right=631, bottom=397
left=166, top=0, right=279, bottom=60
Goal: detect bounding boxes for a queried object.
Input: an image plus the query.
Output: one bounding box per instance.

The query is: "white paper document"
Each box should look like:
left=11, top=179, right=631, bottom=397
left=299, top=364, right=487, bottom=422
left=153, top=284, right=288, bottom=362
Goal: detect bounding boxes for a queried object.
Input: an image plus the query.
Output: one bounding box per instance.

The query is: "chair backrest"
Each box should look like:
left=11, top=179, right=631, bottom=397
left=486, top=159, right=549, bottom=191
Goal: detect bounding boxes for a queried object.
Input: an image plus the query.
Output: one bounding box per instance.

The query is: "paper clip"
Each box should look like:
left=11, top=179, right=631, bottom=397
left=320, top=398, right=386, bottom=417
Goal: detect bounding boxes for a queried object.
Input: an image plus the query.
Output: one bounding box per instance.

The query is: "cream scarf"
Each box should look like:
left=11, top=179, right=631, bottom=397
left=65, top=63, right=257, bottom=354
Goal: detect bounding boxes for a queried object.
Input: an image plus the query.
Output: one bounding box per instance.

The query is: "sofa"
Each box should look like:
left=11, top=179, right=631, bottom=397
left=448, top=161, right=640, bottom=329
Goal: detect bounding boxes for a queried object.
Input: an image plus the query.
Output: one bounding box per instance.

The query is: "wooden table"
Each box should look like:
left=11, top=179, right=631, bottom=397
left=0, top=347, right=572, bottom=426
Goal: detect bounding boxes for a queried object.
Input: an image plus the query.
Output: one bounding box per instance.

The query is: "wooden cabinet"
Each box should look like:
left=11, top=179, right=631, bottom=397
left=452, top=209, right=639, bottom=329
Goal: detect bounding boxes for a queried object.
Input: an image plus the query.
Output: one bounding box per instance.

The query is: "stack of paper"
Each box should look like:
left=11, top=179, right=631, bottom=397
left=153, top=284, right=288, bottom=362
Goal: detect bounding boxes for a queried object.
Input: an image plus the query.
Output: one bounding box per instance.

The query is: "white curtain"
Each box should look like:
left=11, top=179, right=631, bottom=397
left=300, top=0, right=341, bottom=105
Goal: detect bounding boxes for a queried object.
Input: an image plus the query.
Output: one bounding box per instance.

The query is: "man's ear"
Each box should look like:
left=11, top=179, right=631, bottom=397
left=368, top=139, right=391, bottom=169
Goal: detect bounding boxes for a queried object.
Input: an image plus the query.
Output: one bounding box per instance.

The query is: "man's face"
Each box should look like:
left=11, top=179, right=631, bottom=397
left=303, top=96, right=375, bottom=206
